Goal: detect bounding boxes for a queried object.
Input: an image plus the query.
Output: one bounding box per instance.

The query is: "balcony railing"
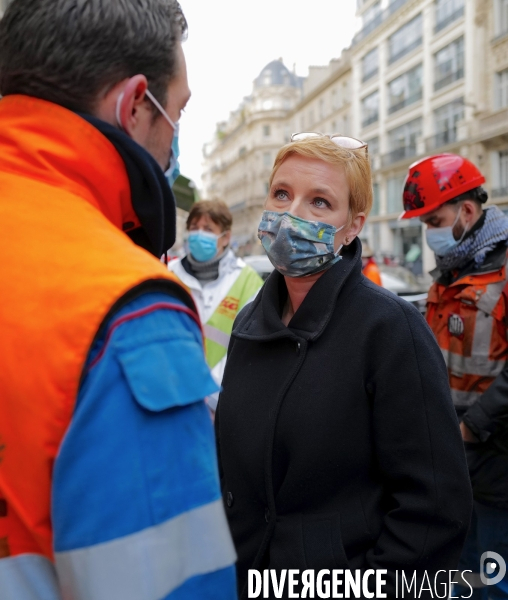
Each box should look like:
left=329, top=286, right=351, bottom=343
left=426, top=129, right=458, bottom=151
left=362, top=114, right=379, bottom=128
left=492, top=186, right=508, bottom=198
left=389, top=38, right=423, bottom=65
left=388, top=91, right=422, bottom=114
left=435, top=6, right=464, bottom=33
left=434, top=67, right=464, bottom=91
left=353, top=0, right=410, bottom=44
left=382, top=145, right=417, bottom=167
left=474, top=108, right=508, bottom=140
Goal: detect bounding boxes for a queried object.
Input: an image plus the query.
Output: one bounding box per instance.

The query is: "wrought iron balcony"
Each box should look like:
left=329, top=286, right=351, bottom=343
left=388, top=38, right=423, bottom=65
left=434, top=67, right=464, bottom=91
left=382, top=145, right=417, bottom=167
left=362, top=114, right=379, bottom=128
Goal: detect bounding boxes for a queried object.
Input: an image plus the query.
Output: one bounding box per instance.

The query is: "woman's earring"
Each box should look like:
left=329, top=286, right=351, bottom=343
left=345, top=236, right=350, bottom=245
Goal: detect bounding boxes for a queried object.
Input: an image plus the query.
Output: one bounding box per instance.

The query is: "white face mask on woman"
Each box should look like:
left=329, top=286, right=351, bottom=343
left=425, top=206, right=469, bottom=256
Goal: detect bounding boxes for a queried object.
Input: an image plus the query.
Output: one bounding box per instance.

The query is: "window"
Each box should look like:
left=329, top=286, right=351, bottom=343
left=263, top=152, right=271, bottom=167
left=388, top=15, right=422, bottom=64
left=362, top=2, right=382, bottom=35
left=492, top=150, right=508, bottom=196
left=331, top=89, right=339, bottom=110
left=362, top=48, right=379, bottom=82
left=362, top=91, right=379, bottom=128
left=388, top=64, right=423, bottom=114
left=496, top=69, right=508, bottom=109
left=500, top=151, right=508, bottom=190
left=386, top=118, right=422, bottom=165
left=432, top=98, right=464, bottom=147
left=371, top=182, right=380, bottom=216
left=263, top=124, right=271, bottom=137
left=434, top=37, right=464, bottom=90
left=387, top=174, right=407, bottom=213
left=435, top=0, right=464, bottom=33
left=366, top=136, right=379, bottom=156
left=319, top=98, right=325, bottom=119
left=495, top=0, right=508, bottom=37
left=342, top=116, right=349, bottom=135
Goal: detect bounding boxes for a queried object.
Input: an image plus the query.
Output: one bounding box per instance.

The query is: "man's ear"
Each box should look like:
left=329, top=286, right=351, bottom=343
left=116, top=75, right=150, bottom=137
left=462, top=199, right=480, bottom=221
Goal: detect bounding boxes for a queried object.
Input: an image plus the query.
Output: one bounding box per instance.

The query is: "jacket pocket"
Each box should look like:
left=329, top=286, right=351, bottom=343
left=302, top=513, right=349, bottom=570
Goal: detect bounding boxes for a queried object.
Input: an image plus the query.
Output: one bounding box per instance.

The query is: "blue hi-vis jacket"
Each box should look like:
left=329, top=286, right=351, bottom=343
left=0, top=292, right=237, bottom=600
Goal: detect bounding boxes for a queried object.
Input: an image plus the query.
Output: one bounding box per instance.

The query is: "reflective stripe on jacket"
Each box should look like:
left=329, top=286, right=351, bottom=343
left=426, top=255, right=508, bottom=409
left=204, top=265, right=264, bottom=368
left=0, top=96, right=201, bottom=594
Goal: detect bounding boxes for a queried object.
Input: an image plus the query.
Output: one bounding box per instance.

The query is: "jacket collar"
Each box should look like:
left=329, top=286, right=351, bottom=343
left=233, top=237, right=363, bottom=342
left=0, top=95, right=137, bottom=230
left=0, top=95, right=176, bottom=257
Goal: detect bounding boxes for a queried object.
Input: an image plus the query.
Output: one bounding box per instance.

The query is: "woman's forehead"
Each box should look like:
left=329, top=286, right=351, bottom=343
left=273, top=155, right=348, bottom=189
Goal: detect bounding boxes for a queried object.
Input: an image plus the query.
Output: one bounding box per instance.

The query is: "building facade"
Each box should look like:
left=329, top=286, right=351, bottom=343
left=204, top=0, right=508, bottom=273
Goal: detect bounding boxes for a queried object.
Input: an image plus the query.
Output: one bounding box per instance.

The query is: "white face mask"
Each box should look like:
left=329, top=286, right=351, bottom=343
left=425, top=206, right=469, bottom=256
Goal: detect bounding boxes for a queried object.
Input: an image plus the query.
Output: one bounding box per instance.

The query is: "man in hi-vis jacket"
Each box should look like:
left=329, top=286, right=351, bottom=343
left=0, top=1, right=237, bottom=598
left=401, top=154, right=508, bottom=600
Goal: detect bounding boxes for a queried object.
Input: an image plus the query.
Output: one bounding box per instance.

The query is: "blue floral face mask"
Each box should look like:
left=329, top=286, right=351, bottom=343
left=258, top=210, right=345, bottom=278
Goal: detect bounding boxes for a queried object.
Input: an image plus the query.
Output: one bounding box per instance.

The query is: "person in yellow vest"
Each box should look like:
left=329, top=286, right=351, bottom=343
left=0, top=1, right=237, bottom=599
left=169, top=200, right=263, bottom=411
left=401, top=153, right=508, bottom=600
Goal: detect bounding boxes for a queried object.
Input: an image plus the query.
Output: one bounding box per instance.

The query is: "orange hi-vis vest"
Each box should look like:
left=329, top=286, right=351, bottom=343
left=426, top=255, right=508, bottom=410
left=0, top=95, right=194, bottom=564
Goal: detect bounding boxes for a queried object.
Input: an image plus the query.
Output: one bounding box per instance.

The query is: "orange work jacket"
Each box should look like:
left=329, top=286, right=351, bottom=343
left=426, top=255, right=508, bottom=410
left=363, top=259, right=383, bottom=286
left=0, top=96, right=193, bottom=564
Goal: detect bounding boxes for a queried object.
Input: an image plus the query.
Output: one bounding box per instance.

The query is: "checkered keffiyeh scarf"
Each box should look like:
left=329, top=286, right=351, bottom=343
left=436, top=206, right=508, bottom=272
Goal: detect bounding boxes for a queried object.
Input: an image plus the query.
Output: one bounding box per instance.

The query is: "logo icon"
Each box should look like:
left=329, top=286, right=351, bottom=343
left=480, top=551, right=507, bottom=586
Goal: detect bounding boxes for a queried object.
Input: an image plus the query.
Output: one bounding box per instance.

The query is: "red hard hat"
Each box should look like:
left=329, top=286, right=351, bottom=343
left=399, top=153, right=485, bottom=219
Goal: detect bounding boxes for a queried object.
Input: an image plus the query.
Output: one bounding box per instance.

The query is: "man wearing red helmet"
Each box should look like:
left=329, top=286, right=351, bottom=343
left=401, top=153, right=508, bottom=600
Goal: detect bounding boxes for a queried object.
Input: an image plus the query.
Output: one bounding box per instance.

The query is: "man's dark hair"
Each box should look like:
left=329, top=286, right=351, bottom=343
left=446, top=186, right=488, bottom=208
left=0, top=0, right=187, bottom=114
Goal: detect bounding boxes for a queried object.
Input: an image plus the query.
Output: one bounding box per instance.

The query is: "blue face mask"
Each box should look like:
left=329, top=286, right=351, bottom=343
left=258, top=210, right=345, bottom=278
left=165, top=122, right=181, bottom=187
left=425, top=207, right=469, bottom=256
left=188, top=230, right=224, bottom=262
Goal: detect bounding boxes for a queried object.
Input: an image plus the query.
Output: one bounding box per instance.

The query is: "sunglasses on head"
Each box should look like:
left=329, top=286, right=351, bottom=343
left=291, top=132, right=368, bottom=155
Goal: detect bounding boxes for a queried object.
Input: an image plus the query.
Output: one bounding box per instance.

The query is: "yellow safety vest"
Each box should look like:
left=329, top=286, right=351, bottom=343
left=204, top=266, right=263, bottom=368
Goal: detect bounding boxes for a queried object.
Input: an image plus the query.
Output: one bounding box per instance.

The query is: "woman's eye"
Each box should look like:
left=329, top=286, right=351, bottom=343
left=274, top=189, right=288, bottom=201
left=313, top=198, right=330, bottom=209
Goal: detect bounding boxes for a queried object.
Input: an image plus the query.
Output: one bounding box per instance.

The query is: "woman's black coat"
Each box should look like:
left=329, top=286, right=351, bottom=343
left=216, top=238, right=472, bottom=599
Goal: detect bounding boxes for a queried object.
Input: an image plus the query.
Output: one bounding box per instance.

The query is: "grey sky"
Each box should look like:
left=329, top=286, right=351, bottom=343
left=177, top=0, right=358, bottom=189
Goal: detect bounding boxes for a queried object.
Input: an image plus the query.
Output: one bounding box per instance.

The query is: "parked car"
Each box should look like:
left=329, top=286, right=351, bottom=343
left=378, top=264, right=428, bottom=314
left=243, top=255, right=428, bottom=314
